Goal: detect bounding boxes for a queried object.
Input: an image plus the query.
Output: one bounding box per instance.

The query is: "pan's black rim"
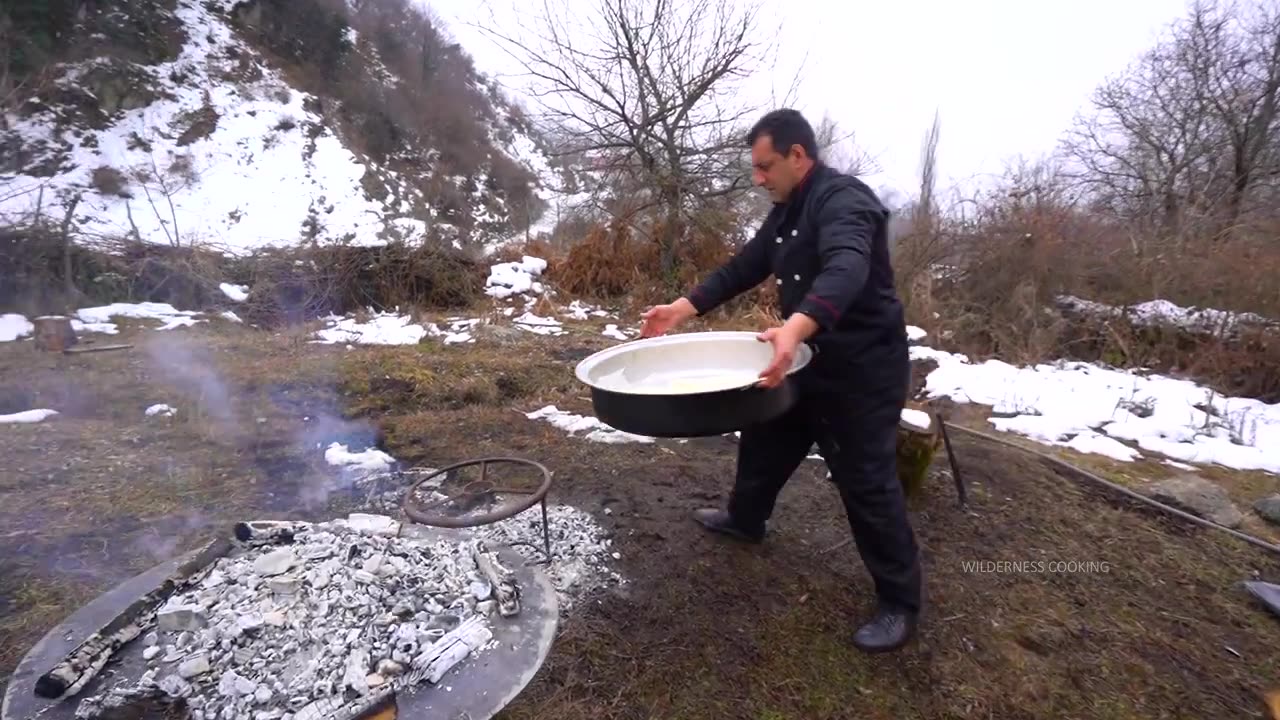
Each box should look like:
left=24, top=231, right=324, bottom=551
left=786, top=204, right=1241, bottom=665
left=589, top=378, right=797, bottom=438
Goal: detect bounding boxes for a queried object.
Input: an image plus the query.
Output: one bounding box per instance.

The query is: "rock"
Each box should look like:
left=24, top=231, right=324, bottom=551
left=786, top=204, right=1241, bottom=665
left=254, top=684, right=273, bottom=704
left=342, top=648, right=371, bottom=695
left=1147, top=474, right=1244, bottom=528
left=159, top=674, right=192, bottom=697
left=268, top=576, right=301, bottom=596
left=178, top=654, right=211, bottom=679
left=345, top=513, right=400, bottom=537
left=375, top=659, right=403, bottom=677
left=217, top=669, right=254, bottom=697
left=253, top=548, right=297, bottom=577
left=1253, top=494, right=1280, bottom=525
left=158, top=603, right=208, bottom=632
left=237, top=613, right=264, bottom=634
left=142, top=646, right=161, bottom=661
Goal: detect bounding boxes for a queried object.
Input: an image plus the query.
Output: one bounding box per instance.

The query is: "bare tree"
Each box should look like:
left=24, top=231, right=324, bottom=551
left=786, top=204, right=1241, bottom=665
left=813, top=112, right=879, bottom=176
left=1060, top=0, right=1280, bottom=244
left=476, top=0, right=795, bottom=275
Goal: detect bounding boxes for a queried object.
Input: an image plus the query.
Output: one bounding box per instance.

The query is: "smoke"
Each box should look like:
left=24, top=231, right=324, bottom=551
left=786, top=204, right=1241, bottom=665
left=142, top=332, right=238, bottom=437
left=142, top=331, right=393, bottom=504
left=129, top=509, right=216, bottom=565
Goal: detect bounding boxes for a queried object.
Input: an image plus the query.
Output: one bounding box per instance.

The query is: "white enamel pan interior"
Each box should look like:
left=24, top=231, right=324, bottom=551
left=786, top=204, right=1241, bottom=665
left=574, top=331, right=814, bottom=396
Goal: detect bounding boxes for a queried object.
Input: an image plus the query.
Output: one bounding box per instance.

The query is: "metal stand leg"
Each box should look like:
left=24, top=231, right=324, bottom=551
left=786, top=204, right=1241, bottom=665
left=539, top=498, right=552, bottom=565
left=937, top=416, right=966, bottom=507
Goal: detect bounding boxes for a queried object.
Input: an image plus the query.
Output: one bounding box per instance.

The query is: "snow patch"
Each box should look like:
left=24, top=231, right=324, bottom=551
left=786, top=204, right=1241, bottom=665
left=313, top=313, right=427, bottom=346
left=76, top=302, right=201, bottom=328
left=145, top=404, right=177, bottom=418
left=524, top=405, right=654, bottom=444
left=512, top=312, right=564, bottom=336
left=564, top=300, right=610, bottom=320
left=0, top=314, right=34, bottom=342
left=219, top=283, right=249, bottom=302
left=324, top=443, right=396, bottom=473
left=900, top=408, right=932, bottom=432
left=485, top=256, right=547, bottom=299
left=602, top=324, right=632, bottom=341
left=1058, top=295, right=1276, bottom=335
left=914, top=345, right=1280, bottom=473
left=0, top=409, right=59, bottom=424
left=428, top=318, right=481, bottom=345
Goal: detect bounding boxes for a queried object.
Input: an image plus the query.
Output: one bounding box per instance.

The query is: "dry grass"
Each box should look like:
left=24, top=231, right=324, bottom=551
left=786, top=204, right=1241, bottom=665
left=1, top=317, right=1278, bottom=720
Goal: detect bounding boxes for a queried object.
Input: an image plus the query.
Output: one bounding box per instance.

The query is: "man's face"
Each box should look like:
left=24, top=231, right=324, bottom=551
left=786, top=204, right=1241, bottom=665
left=750, top=134, right=805, bottom=203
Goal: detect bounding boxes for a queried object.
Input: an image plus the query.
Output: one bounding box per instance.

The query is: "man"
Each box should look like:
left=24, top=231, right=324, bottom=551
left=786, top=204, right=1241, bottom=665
left=639, top=108, right=922, bottom=653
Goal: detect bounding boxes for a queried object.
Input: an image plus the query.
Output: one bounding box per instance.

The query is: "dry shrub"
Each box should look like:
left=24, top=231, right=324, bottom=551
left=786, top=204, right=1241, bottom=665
left=903, top=198, right=1102, bottom=364
left=237, top=242, right=483, bottom=327
left=895, top=178, right=1280, bottom=401
left=0, top=227, right=233, bottom=315
left=0, top=224, right=485, bottom=328
left=553, top=220, right=652, bottom=300
left=550, top=208, right=763, bottom=313
left=490, top=236, right=558, bottom=268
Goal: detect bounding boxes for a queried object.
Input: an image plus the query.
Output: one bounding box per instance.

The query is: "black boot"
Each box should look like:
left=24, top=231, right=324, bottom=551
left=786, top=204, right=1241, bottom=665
left=852, top=606, right=918, bottom=654
left=692, top=508, right=765, bottom=544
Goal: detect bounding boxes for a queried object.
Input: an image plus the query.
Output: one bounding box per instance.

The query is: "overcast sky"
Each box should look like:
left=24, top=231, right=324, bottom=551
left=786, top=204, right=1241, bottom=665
left=420, top=0, right=1192, bottom=201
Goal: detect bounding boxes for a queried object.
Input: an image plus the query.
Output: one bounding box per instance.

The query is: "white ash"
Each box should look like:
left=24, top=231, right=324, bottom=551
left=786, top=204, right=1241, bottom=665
left=351, top=469, right=625, bottom=612
left=75, top=518, right=500, bottom=720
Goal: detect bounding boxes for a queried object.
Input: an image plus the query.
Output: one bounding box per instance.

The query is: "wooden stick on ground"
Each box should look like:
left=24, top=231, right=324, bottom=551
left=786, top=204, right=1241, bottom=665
left=62, top=344, right=133, bottom=355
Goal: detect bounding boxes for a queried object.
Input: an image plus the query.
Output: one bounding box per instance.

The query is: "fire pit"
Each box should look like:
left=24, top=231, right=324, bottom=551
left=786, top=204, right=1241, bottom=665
left=2, top=514, right=558, bottom=720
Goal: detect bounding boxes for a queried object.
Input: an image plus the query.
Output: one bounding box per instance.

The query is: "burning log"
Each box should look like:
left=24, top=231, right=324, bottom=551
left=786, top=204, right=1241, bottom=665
left=33, top=315, right=78, bottom=352
left=34, top=536, right=232, bottom=700
left=474, top=544, right=520, bottom=617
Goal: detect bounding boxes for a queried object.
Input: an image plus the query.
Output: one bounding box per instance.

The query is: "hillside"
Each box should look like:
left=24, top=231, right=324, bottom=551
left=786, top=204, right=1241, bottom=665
left=0, top=0, right=571, bottom=254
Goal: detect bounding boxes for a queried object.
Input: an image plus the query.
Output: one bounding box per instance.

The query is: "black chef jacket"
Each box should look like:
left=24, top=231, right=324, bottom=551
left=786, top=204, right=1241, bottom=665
left=686, top=163, right=908, bottom=388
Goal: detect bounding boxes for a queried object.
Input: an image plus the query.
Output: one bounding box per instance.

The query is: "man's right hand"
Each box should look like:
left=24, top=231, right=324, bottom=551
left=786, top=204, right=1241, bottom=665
left=639, top=298, right=697, bottom=337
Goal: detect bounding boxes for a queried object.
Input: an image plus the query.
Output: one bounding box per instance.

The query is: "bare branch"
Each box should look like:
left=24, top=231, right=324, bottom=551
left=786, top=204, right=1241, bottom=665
left=473, top=0, right=783, bottom=272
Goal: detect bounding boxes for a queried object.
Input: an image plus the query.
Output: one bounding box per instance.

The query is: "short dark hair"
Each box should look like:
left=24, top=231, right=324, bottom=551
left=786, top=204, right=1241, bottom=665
left=747, top=108, right=819, bottom=161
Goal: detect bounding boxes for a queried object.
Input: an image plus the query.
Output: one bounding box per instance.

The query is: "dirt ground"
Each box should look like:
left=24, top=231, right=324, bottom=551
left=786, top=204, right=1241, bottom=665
left=1, top=315, right=1278, bottom=720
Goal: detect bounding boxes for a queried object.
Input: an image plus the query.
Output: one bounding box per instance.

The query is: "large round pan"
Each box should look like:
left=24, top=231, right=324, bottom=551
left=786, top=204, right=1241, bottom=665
left=573, top=331, right=814, bottom=438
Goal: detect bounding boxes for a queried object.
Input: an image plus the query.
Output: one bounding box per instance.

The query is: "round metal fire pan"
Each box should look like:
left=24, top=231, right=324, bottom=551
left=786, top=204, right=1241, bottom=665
left=2, top=529, right=559, bottom=720
left=574, top=331, right=814, bottom=438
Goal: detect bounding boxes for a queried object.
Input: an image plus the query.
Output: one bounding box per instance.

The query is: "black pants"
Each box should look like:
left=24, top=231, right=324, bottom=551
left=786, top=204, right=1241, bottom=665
left=727, top=336, right=923, bottom=614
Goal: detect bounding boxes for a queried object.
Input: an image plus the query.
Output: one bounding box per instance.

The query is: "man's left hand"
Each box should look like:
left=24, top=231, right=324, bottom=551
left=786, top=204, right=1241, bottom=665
left=756, top=314, right=819, bottom=388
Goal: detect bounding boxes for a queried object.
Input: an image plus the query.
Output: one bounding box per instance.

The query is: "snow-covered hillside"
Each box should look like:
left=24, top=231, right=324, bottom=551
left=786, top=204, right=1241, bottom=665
left=0, top=0, right=568, bottom=255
